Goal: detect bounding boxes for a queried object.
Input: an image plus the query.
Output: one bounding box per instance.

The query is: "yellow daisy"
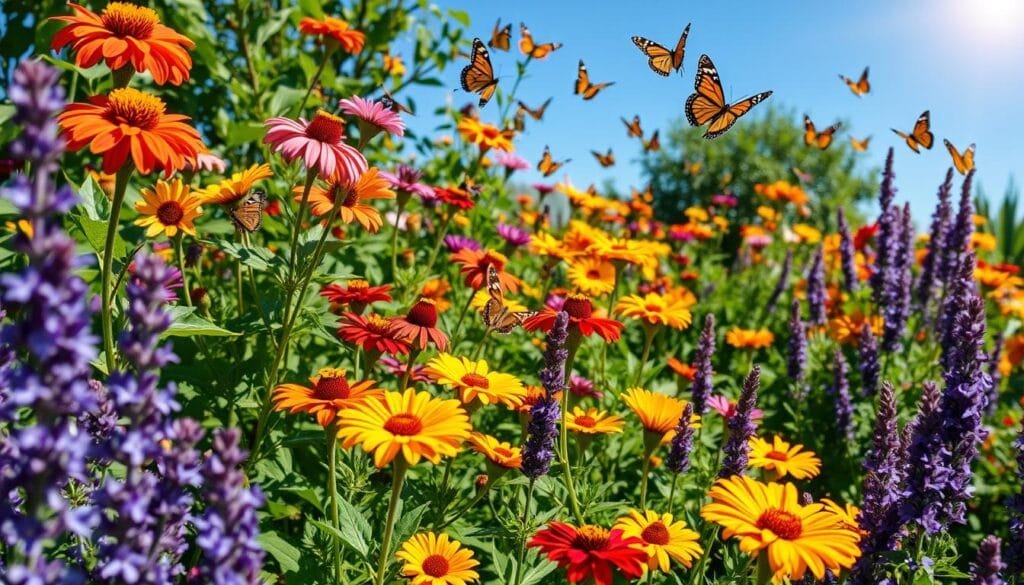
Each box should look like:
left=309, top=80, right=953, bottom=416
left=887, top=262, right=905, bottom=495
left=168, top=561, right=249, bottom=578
left=396, top=532, right=480, bottom=585
left=423, top=353, right=526, bottom=409
left=567, top=257, right=617, bottom=296
left=134, top=178, right=203, bottom=238
left=614, top=509, right=703, bottom=572
left=467, top=432, right=522, bottom=471
left=565, top=406, right=625, bottom=434
left=748, top=435, right=822, bottom=480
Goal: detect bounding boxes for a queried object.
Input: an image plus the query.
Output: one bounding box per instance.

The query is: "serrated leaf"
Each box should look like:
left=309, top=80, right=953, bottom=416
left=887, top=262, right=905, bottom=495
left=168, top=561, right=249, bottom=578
left=164, top=306, right=240, bottom=337
left=73, top=214, right=128, bottom=261
left=390, top=503, right=429, bottom=555
left=336, top=499, right=372, bottom=558
left=258, top=531, right=301, bottom=573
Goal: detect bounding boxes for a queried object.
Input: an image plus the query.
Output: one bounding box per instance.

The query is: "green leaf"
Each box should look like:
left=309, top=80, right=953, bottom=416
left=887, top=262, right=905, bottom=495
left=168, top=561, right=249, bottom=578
left=336, top=499, right=372, bottom=558
left=519, top=558, right=559, bottom=585
left=268, top=86, right=307, bottom=117
left=254, top=8, right=294, bottom=48
left=210, top=238, right=286, bottom=274
left=225, top=120, right=267, bottom=148
left=0, top=104, right=15, bottom=126
left=390, top=503, right=429, bottom=555
left=72, top=215, right=127, bottom=261
left=164, top=306, right=240, bottom=337
left=258, top=531, right=301, bottom=573
left=73, top=174, right=108, bottom=221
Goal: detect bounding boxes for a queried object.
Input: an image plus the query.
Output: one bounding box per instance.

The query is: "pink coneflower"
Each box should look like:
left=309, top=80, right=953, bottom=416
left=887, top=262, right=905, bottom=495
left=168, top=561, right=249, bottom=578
left=497, top=223, right=531, bottom=248
left=339, top=95, right=405, bottom=139
left=533, top=183, right=556, bottom=195
left=707, top=394, right=764, bottom=421
left=545, top=293, right=566, bottom=311
left=263, top=109, right=367, bottom=183
left=379, top=165, right=433, bottom=199
left=568, top=374, right=603, bottom=399
left=497, top=153, right=529, bottom=171
left=379, top=355, right=430, bottom=382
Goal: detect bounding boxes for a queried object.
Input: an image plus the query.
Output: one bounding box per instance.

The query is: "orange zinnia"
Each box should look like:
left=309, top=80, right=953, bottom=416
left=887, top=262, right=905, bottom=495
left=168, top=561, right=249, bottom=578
left=296, top=167, right=396, bottom=232
left=298, top=16, right=365, bottom=53
left=50, top=2, right=195, bottom=86
left=451, top=248, right=520, bottom=292
left=272, top=368, right=383, bottom=427
left=58, top=88, right=204, bottom=177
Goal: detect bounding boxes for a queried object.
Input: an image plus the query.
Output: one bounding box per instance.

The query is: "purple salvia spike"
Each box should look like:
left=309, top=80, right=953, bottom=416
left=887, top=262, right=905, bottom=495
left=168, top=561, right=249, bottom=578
left=970, top=535, right=1007, bottom=585
left=689, top=313, right=716, bottom=415
left=915, top=169, right=954, bottom=312
left=665, top=402, right=695, bottom=475
left=718, top=365, right=760, bottom=478
left=858, top=323, right=880, bottom=397
left=837, top=207, right=859, bottom=293
left=806, top=245, right=827, bottom=325
left=787, top=299, right=808, bottom=399
left=870, top=148, right=897, bottom=305
left=521, top=311, right=569, bottom=479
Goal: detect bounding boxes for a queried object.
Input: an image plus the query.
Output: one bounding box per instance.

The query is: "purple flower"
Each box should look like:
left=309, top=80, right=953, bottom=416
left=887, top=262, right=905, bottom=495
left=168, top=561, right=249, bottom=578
left=711, top=193, right=738, bottom=208
left=939, top=171, right=976, bottom=287
left=882, top=203, right=913, bottom=351
left=496, top=153, right=529, bottom=171
left=521, top=312, right=568, bottom=479
left=837, top=207, right=859, bottom=293
left=915, top=169, right=953, bottom=313
left=532, top=183, right=555, bottom=195
left=806, top=245, right=826, bottom=325
left=830, top=350, right=854, bottom=442
left=379, top=165, right=434, bottom=201
left=1006, top=421, right=1024, bottom=575
left=665, top=403, right=695, bottom=475
left=689, top=314, right=716, bottom=415
left=787, top=299, right=808, bottom=399
left=870, top=148, right=897, bottom=305
left=443, top=234, right=481, bottom=253
left=900, top=381, right=952, bottom=534
left=568, top=374, right=601, bottom=399
left=497, top=223, right=531, bottom=248
left=858, top=324, right=880, bottom=397
left=764, top=249, right=792, bottom=317
left=718, top=365, right=760, bottom=478
left=970, top=535, right=1006, bottom=585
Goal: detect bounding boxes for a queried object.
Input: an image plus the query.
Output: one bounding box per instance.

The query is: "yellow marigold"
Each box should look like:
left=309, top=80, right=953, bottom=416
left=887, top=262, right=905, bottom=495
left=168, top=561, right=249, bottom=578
left=424, top=353, right=526, bottom=409
left=725, top=327, right=774, bottom=349
left=467, top=432, right=522, bottom=471
left=568, top=257, right=617, bottom=296
left=684, top=206, right=709, bottom=222
left=791, top=223, right=822, bottom=244
left=396, top=532, right=480, bottom=585
left=199, top=163, right=273, bottom=205
left=614, top=509, right=702, bottom=572
left=565, top=406, right=625, bottom=434
left=828, top=311, right=883, bottom=345
left=971, top=232, right=997, bottom=252
left=748, top=435, right=822, bottom=480
left=134, top=178, right=203, bottom=238
left=615, top=293, right=693, bottom=330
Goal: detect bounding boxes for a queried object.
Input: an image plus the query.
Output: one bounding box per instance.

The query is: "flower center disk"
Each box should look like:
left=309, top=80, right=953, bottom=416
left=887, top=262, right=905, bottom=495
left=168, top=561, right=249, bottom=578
left=306, top=110, right=346, bottom=144
left=563, top=295, right=594, bottom=320
left=406, top=300, right=439, bottom=327
left=641, top=521, right=671, bottom=545
left=106, top=88, right=165, bottom=130
left=575, top=415, right=597, bottom=428
left=460, top=372, right=490, bottom=389
left=756, top=508, right=803, bottom=540
left=571, top=525, right=610, bottom=551
left=314, top=376, right=351, bottom=400
left=156, top=201, right=184, bottom=226
left=384, top=413, right=423, bottom=436
left=421, top=554, right=449, bottom=577
left=101, top=2, right=159, bottom=38
left=765, top=450, right=789, bottom=462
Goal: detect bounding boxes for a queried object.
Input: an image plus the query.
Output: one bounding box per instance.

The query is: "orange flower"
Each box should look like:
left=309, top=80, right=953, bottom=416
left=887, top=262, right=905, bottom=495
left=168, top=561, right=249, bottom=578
left=725, top=327, right=774, bottom=350
left=667, top=358, right=697, bottom=382
left=457, top=117, right=514, bottom=153
left=451, top=248, right=520, bottom=292
left=50, top=2, right=195, bottom=86
left=296, top=167, right=396, bottom=233
left=272, top=368, right=383, bottom=427
left=58, top=88, right=204, bottom=176
left=200, top=163, right=273, bottom=206
left=828, top=311, right=883, bottom=346
left=298, top=16, right=366, bottom=53
left=420, top=279, right=453, bottom=312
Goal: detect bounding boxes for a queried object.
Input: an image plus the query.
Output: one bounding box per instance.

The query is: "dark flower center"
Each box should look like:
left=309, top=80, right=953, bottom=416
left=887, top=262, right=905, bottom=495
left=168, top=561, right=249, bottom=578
left=563, top=295, right=594, bottom=320
left=572, top=525, right=610, bottom=551
left=640, top=521, right=671, bottom=545
left=586, top=269, right=601, bottom=279
left=405, top=299, right=439, bottom=328
left=156, top=201, right=184, bottom=226
left=460, top=373, right=490, bottom=389
left=314, top=376, right=351, bottom=400
left=383, top=413, right=423, bottom=436
left=306, top=110, right=346, bottom=144
left=106, top=88, right=165, bottom=130
left=101, top=2, right=159, bottom=39
left=421, top=554, right=449, bottom=577
left=575, top=415, right=597, bottom=428
left=757, top=508, right=803, bottom=540
left=765, top=450, right=789, bottom=462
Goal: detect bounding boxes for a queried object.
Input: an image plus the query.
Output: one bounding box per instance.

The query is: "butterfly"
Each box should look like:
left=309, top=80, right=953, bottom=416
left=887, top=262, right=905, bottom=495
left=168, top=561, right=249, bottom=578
left=517, top=98, right=552, bottom=121
left=643, top=130, right=661, bottom=153
left=622, top=115, right=643, bottom=138
left=803, top=116, right=841, bottom=149
left=791, top=167, right=813, bottom=183
left=839, top=67, right=870, bottom=96
left=631, top=23, right=691, bottom=76
left=575, top=60, right=615, bottom=100
left=460, top=38, right=498, bottom=108
left=519, top=23, right=562, bottom=59
left=685, top=54, right=772, bottom=139
left=230, top=189, right=267, bottom=233
left=380, top=86, right=412, bottom=115
left=850, top=136, right=871, bottom=152
left=482, top=264, right=537, bottom=334
left=944, top=139, right=976, bottom=175
left=591, top=148, right=615, bottom=167
left=891, top=111, right=934, bottom=153
left=537, top=146, right=570, bottom=177
left=489, top=19, right=511, bottom=51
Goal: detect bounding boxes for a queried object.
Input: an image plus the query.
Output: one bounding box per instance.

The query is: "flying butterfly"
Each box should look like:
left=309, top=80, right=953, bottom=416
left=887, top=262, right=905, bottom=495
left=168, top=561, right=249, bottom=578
left=591, top=148, right=615, bottom=167
left=803, top=116, right=841, bottom=149
left=460, top=38, right=498, bottom=108
left=631, top=23, right=691, bottom=76
left=230, top=189, right=267, bottom=233
left=685, top=54, right=772, bottom=139
left=944, top=139, right=976, bottom=175
left=380, top=86, right=413, bottom=115
left=850, top=136, right=871, bottom=152
left=482, top=264, right=537, bottom=334
left=517, top=98, right=552, bottom=121
left=622, top=115, right=643, bottom=138
left=643, top=130, right=661, bottom=153
left=489, top=19, right=511, bottom=51
left=575, top=60, right=615, bottom=100
left=891, top=111, right=933, bottom=153
left=537, top=146, right=570, bottom=177
left=519, top=23, right=563, bottom=59
left=839, top=67, right=870, bottom=96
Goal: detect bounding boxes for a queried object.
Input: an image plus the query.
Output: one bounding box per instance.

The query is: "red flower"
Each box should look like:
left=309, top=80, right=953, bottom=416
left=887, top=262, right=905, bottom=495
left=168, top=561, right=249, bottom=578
left=529, top=522, right=646, bottom=585
left=337, top=312, right=409, bottom=356
left=435, top=184, right=476, bottom=210
left=391, top=298, right=449, bottom=351
left=524, top=294, right=623, bottom=343
left=854, top=222, right=878, bottom=251
left=450, top=248, right=519, bottom=292
left=320, top=279, right=392, bottom=314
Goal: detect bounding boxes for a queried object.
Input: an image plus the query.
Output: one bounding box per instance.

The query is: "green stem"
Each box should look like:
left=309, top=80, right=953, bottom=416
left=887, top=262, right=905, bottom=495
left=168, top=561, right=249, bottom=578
left=423, top=212, right=453, bottom=274
left=755, top=553, right=772, bottom=585
left=451, top=291, right=476, bottom=347
left=639, top=455, right=651, bottom=510
left=100, top=165, right=133, bottom=373
left=558, top=363, right=584, bottom=524
left=667, top=473, right=678, bottom=515
left=399, top=347, right=421, bottom=392
left=634, top=325, right=658, bottom=387
left=435, top=476, right=494, bottom=531
left=175, top=234, right=193, bottom=308
left=513, top=480, right=536, bottom=585
left=606, top=262, right=622, bottom=313
left=327, top=429, right=342, bottom=584
left=374, top=460, right=408, bottom=585
left=390, top=197, right=408, bottom=280
left=296, top=45, right=337, bottom=116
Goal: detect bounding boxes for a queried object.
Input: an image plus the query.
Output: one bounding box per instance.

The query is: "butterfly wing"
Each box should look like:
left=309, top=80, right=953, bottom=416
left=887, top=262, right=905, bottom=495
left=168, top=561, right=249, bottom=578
left=493, top=311, right=539, bottom=334
left=891, top=128, right=920, bottom=153
left=538, top=147, right=554, bottom=176
left=529, top=41, right=562, bottom=59
left=944, top=139, right=966, bottom=174
left=803, top=116, right=818, bottom=146
left=582, top=81, right=614, bottom=100
left=230, top=189, right=267, bottom=233
left=672, top=23, right=691, bottom=71
left=489, top=20, right=511, bottom=51
left=518, top=23, right=534, bottom=55
left=963, top=143, right=976, bottom=171
left=575, top=60, right=590, bottom=95
left=643, top=130, right=661, bottom=152
left=685, top=54, right=726, bottom=127
left=381, top=86, right=413, bottom=115
left=912, top=111, right=934, bottom=149
left=632, top=36, right=673, bottom=76
left=857, top=67, right=870, bottom=94
left=816, top=122, right=841, bottom=149
left=461, top=38, right=498, bottom=107
left=622, top=115, right=643, bottom=138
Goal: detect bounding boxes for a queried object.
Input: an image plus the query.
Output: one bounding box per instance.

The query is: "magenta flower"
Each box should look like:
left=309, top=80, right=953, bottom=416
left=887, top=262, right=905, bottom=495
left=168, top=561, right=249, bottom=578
left=497, top=153, right=529, bottom=171
left=339, top=95, right=405, bottom=137
left=568, top=374, right=602, bottom=399
left=264, top=109, right=367, bottom=183
left=379, top=164, right=433, bottom=199
left=707, top=394, right=764, bottom=421
left=533, top=183, right=556, bottom=195
left=711, top=193, right=738, bottom=207
left=498, top=223, right=531, bottom=248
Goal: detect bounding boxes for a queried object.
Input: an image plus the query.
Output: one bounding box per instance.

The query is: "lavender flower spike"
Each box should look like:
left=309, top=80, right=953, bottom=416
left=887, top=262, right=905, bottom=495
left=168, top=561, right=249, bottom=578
left=1006, top=421, right=1024, bottom=576
left=858, top=323, right=880, bottom=397
left=830, top=350, right=855, bottom=442
left=787, top=299, right=808, bottom=399
left=915, top=169, right=953, bottom=311
left=719, top=365, right=760, bottom=478
left=806, top=245, right=827, bottom=325
left=939, top=170, right=976, bottom=286
left=666, top=403, right=696, bottom=475
left=837, top=207, right=858, bottom=293
left=882, top=203, right=912, bottom=351
left=900, top=381, right=951, bottom=534
left=870, top=148, right=897, bottom=305
left=689, top=313, right=716, bottom=415
left=521, top=311, right=569, bottom=479
left=970, top=535, right=1006, bottom=585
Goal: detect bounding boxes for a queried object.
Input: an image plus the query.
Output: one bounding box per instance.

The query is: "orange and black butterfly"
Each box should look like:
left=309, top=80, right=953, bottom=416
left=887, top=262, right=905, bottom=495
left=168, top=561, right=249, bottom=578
left=591, top=148, right=615, bottom=167
left=643, top=130, right=661, bottom=153
left=631, top=23, right=690, bottom=76
left=519, top=23, right=562, bottom=59
left=891, top=111, right=934, bottom=153
left=517, top=98, right=552, bottom=121
left=380, top=86, right=412, bottom=115
left=622, top=115, right=643, bottom=138
left=685, top=54, right=772, bottom=139
left=537, top=146, right=570, bottom=177
left=839, top=67, right=870, bottom=96
left=575, top=60, right=615, bottom=100
left=944, top=139, right=976, bottom=175
left=850, top=136, right=871, bottom=152
left=803, top=116, right=841, bottom=149
left=482, top=264, right=537, bottom=334
left=489, top=19, right=511, bottom=51
left=460, top=38, right=498, bottom=108
left=230, top=190, right=267, bottom=233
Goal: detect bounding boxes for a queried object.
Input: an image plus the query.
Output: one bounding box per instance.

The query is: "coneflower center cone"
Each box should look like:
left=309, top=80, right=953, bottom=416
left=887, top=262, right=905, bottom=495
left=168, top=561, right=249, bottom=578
left=106, top=88, right=165, bottom=130
left=306, top=110, right=346, bottom=143
left=756, top=509, right=802, bottom=540
left=421, top=555, right=449, bottom=577
left=575, top=415, right=597, bottom=428
left=156, top=201, right=184, bottom=225
left=384, top=413, right=423, bottom=436
left=406, top=299, right=439, bottom=327
left=101, top=2, right=159, bottom=38
left=563, top=295, right=594, bottom=320
left=572, top=525, right=611, bottom=551
left=460, top=373, right=489, bottom=389
left=640, top=521, right=671, bottom=545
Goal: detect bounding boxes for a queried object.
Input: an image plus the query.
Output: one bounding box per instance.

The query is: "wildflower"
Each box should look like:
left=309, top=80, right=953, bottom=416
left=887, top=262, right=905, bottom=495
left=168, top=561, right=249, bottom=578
left=320, top=279, right=392, bottom=314
left=298, top=16, right=366, bottom=53
left=340, top=95, right=405, bottom=138
left=337, top=313, right=410, bottom=357
left=457, top=117, right=513, bottom=152
left=391, top=298, right=449, bottom=351
left=497, top=222, right=531, bottom=248
left=451, top=248, right=519, bottom=291
left=568, top=374, right=602, bottom=399
left=690, top=314, right=716, bottom=415
left=467, top=432, right=522, bottom=472
left=900, top=381, right=950, bottom=533
left=380, top=165, right=434, bottom=201
left=748, top=436, right=821, bottom=480
left=496, top=153, right=530, bottom=171
left=726, top=327, right=774, bottom=349
left=59, top=88, right=204, bottom=176
left=917, top=169, right=954, bottom=310
left=567, top=257, right=617, bottom=296
left=566, top=407, right=625, bottom=434
left=521, top=312, right=569, bottom=479
left=707, top=395, right=765, bottom=421
left=133, top=178, right=203, bottom=238
left=615, top=292, right=694, bottom=330
left=969, top=535, right=1006, bottom=585
left=870, top=148, right=898, bottom=304
left=666, top=358, right=697, bottom=382
left=701, top=476, right=862, bottom=583
left=199, top=163, right=273, bottom=206
left=806, top=245, right=827, bottom=325
left=858, top=324, right=880, bottom=397
left=883, top=203, right=913, bottom=350
left=424, top=353, right=527, bottom=409
left=828, top=311, right=883, bottom=346
left=524, top=294, right=623, bottom=343
left=396, top=532, right=480, bottom=585
left=50, top=2, right=195, bottom=86
left=435, top=183, right=476, bottom=210
left=665, top=403, right=696, bottom=475
left=298, top=166, right=395, bottom=232
left=623, top=388, right=698, bottom=446
left=529, top=523, right=647, bottom=585
left=1007, top=421, right=1024, bottom=574
left=382, top=53, right=406, bottom=76
left=830, top=350, right=855, bottom=442
left=719, top=366, right=761, bottom=478
left=444, top=234, right=482, bottom=253
left=380, top=355, right=430, bottom=383
left=273, top=368, right=383, bottom=427
left=613, top=510, right=702, bottom=572
left=420, top=279, right=452, bottom=312
left=337, top=388, right=470, bottom=468
left=791, top=223, right=822, bottom=244
left=264, top=109, right=367, bottom=182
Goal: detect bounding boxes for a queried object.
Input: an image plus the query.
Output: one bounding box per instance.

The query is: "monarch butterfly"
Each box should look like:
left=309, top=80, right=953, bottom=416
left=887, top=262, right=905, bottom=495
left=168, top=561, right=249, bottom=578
left=517, top=98, right=552, bottom=121
left=944, top=139, right=976, bottom=175
left=482, top=264, right=538, bottom=334
left=380, top=86, right=412, bottom=115
left=839, top=67, right=870, bottom=96
left=575, top=60, right=615, bottom=100
left=891, top=111, right=933, bottom=153
left=460, top=38, right=498, bottom=108
left=643, top=130, right=661, bottom=153
left=803, top=116, right=841, bottom=149
left=489, top=19, right=511, bottom=51
left=631, top=23, right=691, bottom=76
left=537, top=146, right=570, bottom=177
left=519, top=23, right=562, bottom=59
left=850, top=136, right=871, bottom=152
left=230, top=189, right=267, bottom=233
left=591, top=148, right=615, bottom=167
left=685, top=54, right=772, bottom=139
left=622, top=115, right=643, bottom=138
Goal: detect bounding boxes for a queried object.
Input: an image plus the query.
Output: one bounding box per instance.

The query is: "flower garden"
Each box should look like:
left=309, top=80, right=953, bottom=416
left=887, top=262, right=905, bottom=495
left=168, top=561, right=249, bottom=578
left=0, top=2, right=1022, bottom=584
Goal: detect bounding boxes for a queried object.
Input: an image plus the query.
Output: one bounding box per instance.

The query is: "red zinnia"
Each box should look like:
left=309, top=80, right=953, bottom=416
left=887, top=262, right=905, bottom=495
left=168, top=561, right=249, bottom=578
left=320, top=279, right=392, bottom=314
left=337, top=312, right=409, bottom=356
left=390, top=298, right=449, bottom=351
left=451, top=248, right=520, bottom=292
left=435, top=185, right=475, bottom=210
left=524, top=294, right=623, bottom=343
left=529, top=522, right=646, bottom=585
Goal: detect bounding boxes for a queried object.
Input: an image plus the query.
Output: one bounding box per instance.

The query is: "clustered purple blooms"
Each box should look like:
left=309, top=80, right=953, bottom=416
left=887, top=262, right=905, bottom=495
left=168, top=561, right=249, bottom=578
left=881, top=203, right=913, bottom=351
left=940, top=252, right=979, bottom=374
left=914, top=169, right=953, bottom=312
left=938, top=171, right=976, bottom=287
left=665, top=403, right=695, bottom=475
left=497, top=223, right=531, bottom=248
left=900, top=381, right=950, bottom=534
left=970, top=535, right=1006, bottom=585
left=837, top=207, right=859, bottom=293
left=870, top=148, right=897, bottom=305
left=858, top=324, right=880, bottom=397
left=521, top=312, right=569, bottom=479
left=689, top=314, right=716, bottom=415
left=806, top=245, right=826, bottom=325
left=1006, top=421, right=1024, bottom=576
left=830, top=350, right=855, bottom=442
left=764, top=249, right=792, bottom=317
left=718, top=365, right=760, bottom=478
left=443, top=234, right=481, bottom=253
left=787, top=299, right=808, bottom=399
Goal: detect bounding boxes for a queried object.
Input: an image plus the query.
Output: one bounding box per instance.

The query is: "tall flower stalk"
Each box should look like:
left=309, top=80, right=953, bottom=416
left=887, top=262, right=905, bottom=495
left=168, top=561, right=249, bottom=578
left=719, top=365, right=760, bottom=478
left=690, top=314, right=716, bottom=416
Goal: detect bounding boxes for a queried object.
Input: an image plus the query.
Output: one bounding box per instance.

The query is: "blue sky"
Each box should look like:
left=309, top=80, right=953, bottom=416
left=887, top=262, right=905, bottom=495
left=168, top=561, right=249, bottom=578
left=399, top=0, right=1024, bottom=223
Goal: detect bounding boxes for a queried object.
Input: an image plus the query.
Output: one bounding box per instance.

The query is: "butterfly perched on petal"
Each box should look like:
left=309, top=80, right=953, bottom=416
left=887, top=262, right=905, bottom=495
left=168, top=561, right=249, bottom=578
left=850, top=136, right=871, bottom=152
left=460, top=38, right=498, bottom=108
left=632, top=23, right=690, bottom=76
left=891, top=110, right=933, bottom=153
left=482, top=264, right=537, bottom=334
left=575, top=60, right=615, bottom=100
left=803, top=116, right=841, bottom=149
left=839, top=67, right=870, bottom=96
left=489, top=19, right=511, bottom=51
left=642, top=130, right=661, bottom=153
left=591, top=148, right=615, bottom=167
left=519, top=23, right=562, bottom=59
left=622, top=115, right=643, bottom=138
left=944, top=139, right=976, bottom=175
left=537, top=146, right=570, bottom=177
left=685, top=54, right=772, bottom=139
left=230, top=189, right=267, bottom=233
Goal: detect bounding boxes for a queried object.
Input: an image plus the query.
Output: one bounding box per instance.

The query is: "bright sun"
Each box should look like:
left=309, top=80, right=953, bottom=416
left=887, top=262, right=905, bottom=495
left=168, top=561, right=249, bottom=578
left=960, top=0, right=1024, bottom=40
